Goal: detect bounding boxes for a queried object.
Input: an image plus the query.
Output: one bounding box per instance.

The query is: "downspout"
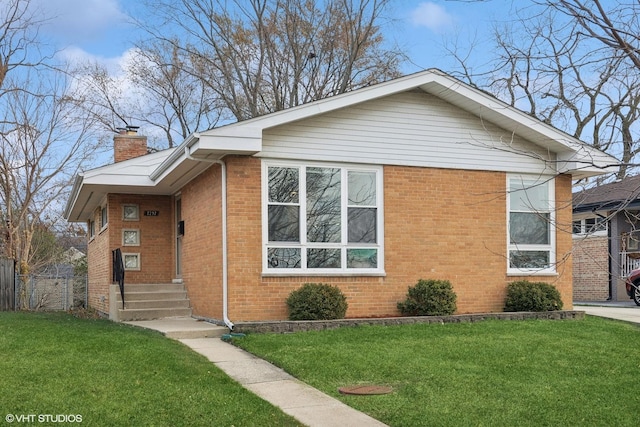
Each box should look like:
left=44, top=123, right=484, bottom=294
left=214, top=159, right=234, bottom=330
left=184, top=147, right=234, bottom=330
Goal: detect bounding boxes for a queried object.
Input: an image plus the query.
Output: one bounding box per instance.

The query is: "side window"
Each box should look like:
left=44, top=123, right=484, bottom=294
left=508, top=176, right=555, bottom=272
left=100, top=206, right=108, bottom=229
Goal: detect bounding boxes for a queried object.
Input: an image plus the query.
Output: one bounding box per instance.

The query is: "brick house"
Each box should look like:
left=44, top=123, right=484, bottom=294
left=64, top=69, right=616, bottom=327
left=573, top=176, right=640, bottom=302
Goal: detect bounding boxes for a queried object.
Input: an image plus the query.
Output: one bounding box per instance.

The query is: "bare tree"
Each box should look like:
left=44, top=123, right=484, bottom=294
left=0, top=0, right=102, bottom=273
left=447, top=3, right=640, bottom=179
left=0, top=0, right=47, bottom=91
left=77, top=0, right=403, bottom=149
left=542, top=0, right=640, bottom=71
left=0, top=70, right=101, bottom=273
left=77, top=40, right=223, bottom=148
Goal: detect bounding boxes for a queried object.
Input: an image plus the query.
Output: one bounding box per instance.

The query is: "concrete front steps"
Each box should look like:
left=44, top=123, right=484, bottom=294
left=111, top=283, right=193, bottom=322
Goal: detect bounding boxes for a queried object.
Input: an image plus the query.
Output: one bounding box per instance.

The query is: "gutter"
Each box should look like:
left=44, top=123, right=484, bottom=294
left=63, top=174, right=85, bottom=221
left=183, top=145, right=234, bottom=330
left=150, top=132, right=200, bottom=182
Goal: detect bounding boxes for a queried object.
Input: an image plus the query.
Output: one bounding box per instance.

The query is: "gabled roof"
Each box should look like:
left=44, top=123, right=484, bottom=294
left=574, top=175, right=640, bottom=213
left=65, top=68, right=619, bottom=222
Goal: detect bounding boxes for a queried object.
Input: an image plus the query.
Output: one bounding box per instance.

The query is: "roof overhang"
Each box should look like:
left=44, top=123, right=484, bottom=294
left=65, top=69, right=619, bottom=222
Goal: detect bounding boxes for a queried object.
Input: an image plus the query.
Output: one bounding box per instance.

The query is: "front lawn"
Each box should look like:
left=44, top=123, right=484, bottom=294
left=0, top=312, right=300, bottom=426
left=235, top=316, right=640, bottom=427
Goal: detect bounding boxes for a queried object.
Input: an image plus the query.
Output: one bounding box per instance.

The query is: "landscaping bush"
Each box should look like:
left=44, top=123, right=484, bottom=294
left=397, top=279, right=457, bottom=316
left=286, top=283, right=348, bottom=320
left=504, top=280, right=563, bottom=312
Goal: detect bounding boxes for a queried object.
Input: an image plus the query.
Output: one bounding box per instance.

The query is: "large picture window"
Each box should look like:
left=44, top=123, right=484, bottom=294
left=264, top=162, right=383, bottom=273
left=508, top=176, right=555, bottom=273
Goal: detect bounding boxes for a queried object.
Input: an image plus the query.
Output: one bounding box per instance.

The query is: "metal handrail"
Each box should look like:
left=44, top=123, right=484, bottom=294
left=112, top=249, right=125, bottom=309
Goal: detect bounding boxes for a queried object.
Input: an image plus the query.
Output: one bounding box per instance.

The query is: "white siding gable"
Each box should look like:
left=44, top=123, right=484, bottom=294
left=260, top=90, right=556, bottom=174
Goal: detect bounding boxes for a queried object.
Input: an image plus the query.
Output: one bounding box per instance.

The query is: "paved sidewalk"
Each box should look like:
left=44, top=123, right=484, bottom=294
left=574, top=303, right=640, bottom=324
left=126, top=318, right=387, bottom=427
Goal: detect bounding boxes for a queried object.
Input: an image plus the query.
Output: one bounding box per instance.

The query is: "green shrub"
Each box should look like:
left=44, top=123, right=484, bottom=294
left=286, top=283, right=348, bottom=320
left=397, top=279, right=457, bottom=316
left=504, top=280, right=563, bottom=312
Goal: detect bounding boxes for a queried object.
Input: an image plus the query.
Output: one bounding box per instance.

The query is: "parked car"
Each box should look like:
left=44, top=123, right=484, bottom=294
left=625, top=269, right=640, bottom=306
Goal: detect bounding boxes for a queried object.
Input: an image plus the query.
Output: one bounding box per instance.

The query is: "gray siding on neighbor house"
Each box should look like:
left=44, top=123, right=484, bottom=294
left=259, top=91, right=556, bottom=174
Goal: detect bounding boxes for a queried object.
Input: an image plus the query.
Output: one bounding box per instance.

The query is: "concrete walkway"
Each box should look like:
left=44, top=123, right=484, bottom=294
left=574, top=302, right=640, bottom=324
left=125, top=317, right=387, bottom=427
left=125, top=307, right=640, bottom=426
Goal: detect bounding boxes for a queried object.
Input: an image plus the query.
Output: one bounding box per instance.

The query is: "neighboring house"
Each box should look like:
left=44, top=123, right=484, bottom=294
left=64, top=69, right=616, bottom=327
left=573, top=175, right=640, bottom=302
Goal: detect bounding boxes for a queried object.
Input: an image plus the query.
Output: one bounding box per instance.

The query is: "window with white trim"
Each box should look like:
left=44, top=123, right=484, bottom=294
left=263, top=162, right=383, bottom=273
left=508, top=176, right=555, bottom=273
left=100, top=206, right=108, bottom=229
left=572, top=217, right=607, bottom=236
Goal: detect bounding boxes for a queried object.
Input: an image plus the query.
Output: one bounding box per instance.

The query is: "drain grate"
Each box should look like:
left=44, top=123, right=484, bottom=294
left=338, top=385, right=393, bottom=395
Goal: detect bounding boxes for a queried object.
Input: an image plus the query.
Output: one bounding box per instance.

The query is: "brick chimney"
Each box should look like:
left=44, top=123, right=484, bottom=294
left=114, top=126, right=147, bottom=163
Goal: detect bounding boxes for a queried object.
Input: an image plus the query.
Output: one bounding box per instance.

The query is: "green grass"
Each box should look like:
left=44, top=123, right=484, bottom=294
left=0, top=312, right=301, bottom=427
left=235, top=317, right=640, bottom=427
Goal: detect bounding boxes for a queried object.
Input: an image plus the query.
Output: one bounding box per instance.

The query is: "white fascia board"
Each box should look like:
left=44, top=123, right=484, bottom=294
left=64, top=174, right=85, bottom=220
left=191, top=132, right=262, bottom=157
left=556, top=150, right=620, bottom=179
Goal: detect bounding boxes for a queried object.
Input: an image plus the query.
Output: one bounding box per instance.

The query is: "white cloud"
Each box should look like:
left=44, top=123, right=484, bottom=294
left=32, top=0, right=129, bottom=44
left=410, top=2, right=455, bottom=33
left=58, top=46, right=126, bottom=76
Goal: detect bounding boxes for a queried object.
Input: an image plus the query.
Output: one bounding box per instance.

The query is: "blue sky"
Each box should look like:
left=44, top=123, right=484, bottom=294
left=32, top=0, right=514, bottom=76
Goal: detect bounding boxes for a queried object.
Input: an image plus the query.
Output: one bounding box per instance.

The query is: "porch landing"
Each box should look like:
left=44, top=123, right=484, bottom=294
left=124, top=317, right=228, bottom=339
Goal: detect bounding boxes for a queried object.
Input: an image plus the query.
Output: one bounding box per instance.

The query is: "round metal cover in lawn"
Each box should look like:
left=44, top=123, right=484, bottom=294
left=338, top=385, right=393, bottom=395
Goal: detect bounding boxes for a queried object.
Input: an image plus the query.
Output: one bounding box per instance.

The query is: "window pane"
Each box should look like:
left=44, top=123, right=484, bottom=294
left=267, top=248, right=301, bottom=268
left=510, top=251, right=550, bottom=269
left=348, top=208, right=377, bottom=243
left=509, top=179, right=549, bottom=211
left=510, top=212, right=549, bottom=245
left=572, top=220, right=582, bottom=234
left=586, top=217, right=606, bottom=233
left=307, top=167, right=341, bottom=242
left=269, top=167, right=299, bottom=203
left=348, top=171, right=376, bottom=206
left=308, top=248, right=341, bottom=268
left=268, top=205, right=299, bottom=242
left=347, top=249, right=377, bottom=268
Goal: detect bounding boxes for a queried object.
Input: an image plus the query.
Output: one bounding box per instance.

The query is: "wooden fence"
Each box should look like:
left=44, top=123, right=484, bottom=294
left=0, top=258, right=15, bottom=311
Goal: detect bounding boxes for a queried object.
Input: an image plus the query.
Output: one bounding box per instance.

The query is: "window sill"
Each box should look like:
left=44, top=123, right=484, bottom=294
left=507, top=271, right=558, bottom=277
left=262, top=270, right=386, bottom=278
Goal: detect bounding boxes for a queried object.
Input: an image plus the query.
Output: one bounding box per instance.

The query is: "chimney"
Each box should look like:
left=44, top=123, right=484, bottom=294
left=114, top=126, right=147, bottom=163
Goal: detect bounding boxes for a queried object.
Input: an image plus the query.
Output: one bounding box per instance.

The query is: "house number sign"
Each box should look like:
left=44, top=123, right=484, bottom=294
left=144, top=210, right=160, bottom=216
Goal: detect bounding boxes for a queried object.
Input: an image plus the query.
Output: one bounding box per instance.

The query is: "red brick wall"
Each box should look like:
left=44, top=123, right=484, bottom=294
left=107, top=194, right=174, bottom=283
left=86, top=194, right=174, bottom=315
left=180, top=165, right=224, bottom=318
left=200, top=158, right=575, bottom=322
left=87, top=208, right=111, bottom=314
left=572, top=235, right=609, bottom=301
